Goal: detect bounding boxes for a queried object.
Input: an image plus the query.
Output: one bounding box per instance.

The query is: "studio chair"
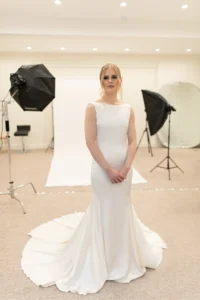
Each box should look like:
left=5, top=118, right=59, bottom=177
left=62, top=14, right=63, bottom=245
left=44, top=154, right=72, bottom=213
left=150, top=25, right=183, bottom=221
left=14, top=125, right=31, bottom=153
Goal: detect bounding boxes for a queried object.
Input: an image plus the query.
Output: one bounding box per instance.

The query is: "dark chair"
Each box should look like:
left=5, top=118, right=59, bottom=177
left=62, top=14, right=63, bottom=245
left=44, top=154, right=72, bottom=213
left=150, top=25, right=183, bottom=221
left=14, top=125, right=31, bottom=152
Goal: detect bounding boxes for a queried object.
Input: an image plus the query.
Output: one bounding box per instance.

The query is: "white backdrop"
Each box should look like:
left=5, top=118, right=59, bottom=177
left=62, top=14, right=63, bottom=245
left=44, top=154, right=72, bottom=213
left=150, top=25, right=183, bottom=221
left=46, top=77, right=99, bottom=186
left=46, top=77, right=146, bottom=186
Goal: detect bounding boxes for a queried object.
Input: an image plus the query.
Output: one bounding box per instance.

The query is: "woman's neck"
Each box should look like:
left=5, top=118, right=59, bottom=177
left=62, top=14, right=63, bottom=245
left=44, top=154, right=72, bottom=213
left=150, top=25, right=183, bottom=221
left=101, top=94, right=119, bottom=104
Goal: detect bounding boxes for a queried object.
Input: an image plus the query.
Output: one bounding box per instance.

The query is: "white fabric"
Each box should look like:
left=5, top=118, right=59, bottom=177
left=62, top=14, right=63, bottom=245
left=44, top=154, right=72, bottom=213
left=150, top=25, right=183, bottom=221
left=21, top=102, right=167, bottom=295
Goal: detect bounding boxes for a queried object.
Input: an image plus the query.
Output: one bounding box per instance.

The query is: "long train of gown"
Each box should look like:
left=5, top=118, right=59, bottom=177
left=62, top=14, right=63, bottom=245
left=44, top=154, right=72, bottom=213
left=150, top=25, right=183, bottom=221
left=21, top=102, right=167, bottom=295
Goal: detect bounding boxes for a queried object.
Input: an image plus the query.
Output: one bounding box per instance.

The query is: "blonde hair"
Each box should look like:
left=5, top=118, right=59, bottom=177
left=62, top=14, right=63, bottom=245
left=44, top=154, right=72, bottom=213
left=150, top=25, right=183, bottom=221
left=99, top=63, right=122, bottom=97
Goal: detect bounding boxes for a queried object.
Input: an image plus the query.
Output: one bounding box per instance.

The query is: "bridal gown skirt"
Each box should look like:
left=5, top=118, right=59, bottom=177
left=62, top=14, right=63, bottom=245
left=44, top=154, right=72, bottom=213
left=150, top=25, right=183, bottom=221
left=21, top=163, right=167, bottom=295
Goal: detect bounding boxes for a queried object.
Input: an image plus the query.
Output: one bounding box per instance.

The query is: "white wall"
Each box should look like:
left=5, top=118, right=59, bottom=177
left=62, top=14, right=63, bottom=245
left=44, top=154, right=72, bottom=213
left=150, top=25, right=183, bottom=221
left=0, top=52, right=200, bottom=150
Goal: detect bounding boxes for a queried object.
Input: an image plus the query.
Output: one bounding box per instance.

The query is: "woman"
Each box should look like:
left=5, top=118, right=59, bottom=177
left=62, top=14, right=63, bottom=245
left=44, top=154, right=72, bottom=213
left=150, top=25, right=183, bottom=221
left=21, top=63, right=167, bottom=295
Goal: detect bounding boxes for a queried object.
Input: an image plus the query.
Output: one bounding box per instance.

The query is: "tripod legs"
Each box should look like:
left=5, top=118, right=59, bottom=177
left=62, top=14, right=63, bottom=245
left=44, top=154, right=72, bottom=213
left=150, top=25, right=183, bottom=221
left=0, top=181, right=37, bottom=214
left=150, top=155, right=184, bottom=180
left=150, top=112, right=183, bottom=180
left=137, top=126, right=153, bottom=156
left=146, top=128, right=153, bottom=156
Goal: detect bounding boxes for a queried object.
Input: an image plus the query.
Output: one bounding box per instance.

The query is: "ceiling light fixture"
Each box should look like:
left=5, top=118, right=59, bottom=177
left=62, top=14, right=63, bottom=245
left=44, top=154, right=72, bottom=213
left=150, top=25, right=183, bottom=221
left=120, top=2, right=127, bottom=7
left=181, top=4, right=188, bottom=9
left=54, top=0, right=62, bottom=5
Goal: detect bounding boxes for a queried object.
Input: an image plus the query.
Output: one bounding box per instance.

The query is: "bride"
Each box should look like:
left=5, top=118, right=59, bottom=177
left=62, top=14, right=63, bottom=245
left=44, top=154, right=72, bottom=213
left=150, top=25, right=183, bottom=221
left=21, top=63, right=167, bottom=295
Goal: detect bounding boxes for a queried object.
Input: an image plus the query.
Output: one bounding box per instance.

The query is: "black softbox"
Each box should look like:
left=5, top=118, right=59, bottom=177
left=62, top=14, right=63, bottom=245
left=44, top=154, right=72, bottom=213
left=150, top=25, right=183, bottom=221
left=141, top=89, right=175, bottom=135
left=10, top=64, right=55, bottom=111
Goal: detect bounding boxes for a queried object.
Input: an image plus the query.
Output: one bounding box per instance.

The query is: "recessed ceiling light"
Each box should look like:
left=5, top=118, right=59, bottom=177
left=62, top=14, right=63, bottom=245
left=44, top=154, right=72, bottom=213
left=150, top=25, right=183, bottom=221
left=120, top=2, right=127, bottom=7
left=155, top=48, right=160, bottom=52
left=124, top=48, right=130, bottom=52
left=27, top=46, right=32, bottom=50
left=92, top=48, right=98, bottom=51
left=181, top=4, right=188, bottom=9
left=186, top=48, right=191, bottom=52
left=54, top=0, right=61, bottom=5
left=60, top=47, right=65, bottom=51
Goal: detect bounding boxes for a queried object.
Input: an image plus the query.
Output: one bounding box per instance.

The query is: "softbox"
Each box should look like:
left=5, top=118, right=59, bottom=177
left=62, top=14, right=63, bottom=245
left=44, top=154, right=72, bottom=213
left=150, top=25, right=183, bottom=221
left=10, top=64, right=55, bottom=111
left=141, top=90, right=175, bottom=136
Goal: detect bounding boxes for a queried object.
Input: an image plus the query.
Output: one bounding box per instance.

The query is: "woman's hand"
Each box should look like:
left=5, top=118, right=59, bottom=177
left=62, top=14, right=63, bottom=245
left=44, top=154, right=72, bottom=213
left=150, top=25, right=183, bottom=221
left=105, top=167, right=125, bottom=184
left=118, top=166, right=130, bottom=179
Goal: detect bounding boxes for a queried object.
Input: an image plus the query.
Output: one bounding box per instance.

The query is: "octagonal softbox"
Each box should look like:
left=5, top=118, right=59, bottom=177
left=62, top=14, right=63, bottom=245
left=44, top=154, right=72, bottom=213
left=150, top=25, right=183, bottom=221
left=10, top=64, right=55, bottom=111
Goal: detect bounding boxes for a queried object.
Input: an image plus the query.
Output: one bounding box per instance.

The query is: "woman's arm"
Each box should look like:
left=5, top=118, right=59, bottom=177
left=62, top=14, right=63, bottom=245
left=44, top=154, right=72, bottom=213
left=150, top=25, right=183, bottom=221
left=119, top=107, right=137, bottom=177
left=124, top=107, right=137, bottom=169
left=84, top=104, right=125, bottom=183
left=84, top=103, right=111, bottom=169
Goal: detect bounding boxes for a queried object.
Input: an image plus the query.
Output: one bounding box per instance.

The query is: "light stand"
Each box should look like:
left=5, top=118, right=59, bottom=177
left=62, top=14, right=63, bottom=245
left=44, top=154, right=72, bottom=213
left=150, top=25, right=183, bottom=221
left=136, top=119, right=153, bottom=156
left=46, top=103, right=54, bottom=152
left=150, top=110, right=184, bottom=180
left=0, top=91, right=37, bottom=214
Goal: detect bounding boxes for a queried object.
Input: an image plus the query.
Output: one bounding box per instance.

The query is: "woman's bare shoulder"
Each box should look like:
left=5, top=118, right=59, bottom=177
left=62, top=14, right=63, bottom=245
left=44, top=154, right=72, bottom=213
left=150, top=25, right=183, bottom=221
left=85, top=103, right=96, bottom=115
left=86, top=99, right=102, bottom=109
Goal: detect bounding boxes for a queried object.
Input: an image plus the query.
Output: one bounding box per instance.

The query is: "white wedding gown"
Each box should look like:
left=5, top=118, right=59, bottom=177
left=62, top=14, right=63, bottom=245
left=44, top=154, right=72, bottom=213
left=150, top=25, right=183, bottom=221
left=21, top=102, right=167, bottom=295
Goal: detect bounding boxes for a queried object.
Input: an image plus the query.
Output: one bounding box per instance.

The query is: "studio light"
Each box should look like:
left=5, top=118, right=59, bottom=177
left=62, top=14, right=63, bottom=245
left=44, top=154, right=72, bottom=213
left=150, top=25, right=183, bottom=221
left=137, top=89, right=183, bottom=180
left=10, top=64, right=55, bottom=111
left=0, top=64, right=56, bottom=213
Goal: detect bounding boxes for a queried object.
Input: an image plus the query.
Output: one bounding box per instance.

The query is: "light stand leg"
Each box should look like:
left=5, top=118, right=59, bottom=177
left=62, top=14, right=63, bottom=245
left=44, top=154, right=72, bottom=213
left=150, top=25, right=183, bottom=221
left=137, top=129, right=146, bottom=150
left=146, top=124, right=153, bottom=156
left=45, top=137, right=54, bottom=152
left=150, top=112, right=184, bottom=180
left=0, top=100, right=37, bottom=214
left=46, top=103, right=54, bottom=152
left=21, top=136, right=25, bottom=152
left=136, top=120, right=153, bottom=156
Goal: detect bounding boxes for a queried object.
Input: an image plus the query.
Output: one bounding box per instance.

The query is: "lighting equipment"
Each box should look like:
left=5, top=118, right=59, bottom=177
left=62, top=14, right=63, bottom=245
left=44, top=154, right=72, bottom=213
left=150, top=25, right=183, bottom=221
left=0, top=64, right=55, bottom=213
left=141, top=89, right=184, bottom=180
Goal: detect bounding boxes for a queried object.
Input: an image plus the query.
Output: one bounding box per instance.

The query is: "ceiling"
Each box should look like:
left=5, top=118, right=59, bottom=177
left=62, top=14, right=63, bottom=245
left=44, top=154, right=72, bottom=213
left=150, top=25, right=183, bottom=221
left=0, top=0, right=200, bottom=54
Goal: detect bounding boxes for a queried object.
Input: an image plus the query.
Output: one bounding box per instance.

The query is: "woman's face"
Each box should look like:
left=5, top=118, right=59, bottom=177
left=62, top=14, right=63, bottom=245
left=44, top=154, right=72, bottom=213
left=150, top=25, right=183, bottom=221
left=101, top=67, right=121, bottom=95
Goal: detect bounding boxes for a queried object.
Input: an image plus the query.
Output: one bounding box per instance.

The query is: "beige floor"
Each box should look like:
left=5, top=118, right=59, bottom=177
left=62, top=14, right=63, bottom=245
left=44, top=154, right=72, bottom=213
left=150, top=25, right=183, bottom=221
left=0, top=147, right=200, bottom=300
